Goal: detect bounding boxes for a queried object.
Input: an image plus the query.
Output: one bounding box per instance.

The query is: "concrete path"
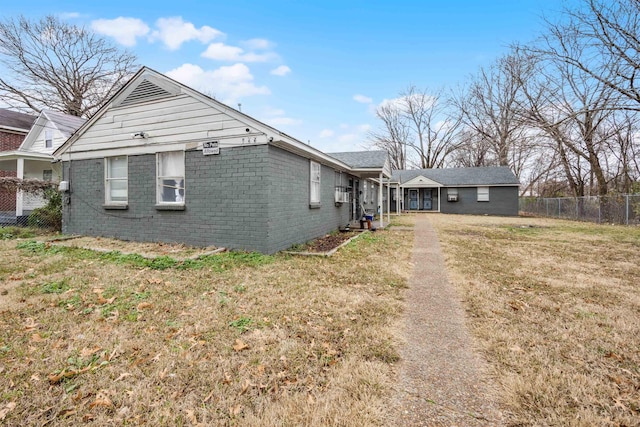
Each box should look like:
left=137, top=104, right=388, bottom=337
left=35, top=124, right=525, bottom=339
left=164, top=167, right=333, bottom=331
left=389, top=215, right=503, bottom=426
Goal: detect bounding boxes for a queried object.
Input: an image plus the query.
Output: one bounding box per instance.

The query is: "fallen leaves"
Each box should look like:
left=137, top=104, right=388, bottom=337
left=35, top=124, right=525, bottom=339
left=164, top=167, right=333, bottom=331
left=0, top=402, right=16, bottom=421
left=233, top=339, right=249, bottom=352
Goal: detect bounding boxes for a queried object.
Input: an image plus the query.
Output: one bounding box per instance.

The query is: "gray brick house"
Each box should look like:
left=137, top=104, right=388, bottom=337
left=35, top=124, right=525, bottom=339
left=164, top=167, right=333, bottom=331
left=53, top=67, right=391, bottom=253
left=388, top=167, right=520, bottom=215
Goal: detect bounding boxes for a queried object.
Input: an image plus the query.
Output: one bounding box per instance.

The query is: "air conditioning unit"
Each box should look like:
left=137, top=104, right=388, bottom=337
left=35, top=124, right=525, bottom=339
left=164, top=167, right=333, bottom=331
left=447, top=194, right=458, bottom=202
left=335, top=190, right=350, bottom=204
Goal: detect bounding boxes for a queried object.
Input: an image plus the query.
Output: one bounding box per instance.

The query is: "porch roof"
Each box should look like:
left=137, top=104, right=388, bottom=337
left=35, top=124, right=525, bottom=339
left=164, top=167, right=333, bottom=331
left=390, top=166, right=519, bottom=186
left=327, top=150, right=392, bottom=178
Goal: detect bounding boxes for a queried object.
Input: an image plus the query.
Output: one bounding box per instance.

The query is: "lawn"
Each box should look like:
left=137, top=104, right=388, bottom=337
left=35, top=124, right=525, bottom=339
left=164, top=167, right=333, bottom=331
left=0, top=230, right=413, bottom=426
left=2, top=215, right=638, bottom=426
left=430, top=214, right=640, bottom=426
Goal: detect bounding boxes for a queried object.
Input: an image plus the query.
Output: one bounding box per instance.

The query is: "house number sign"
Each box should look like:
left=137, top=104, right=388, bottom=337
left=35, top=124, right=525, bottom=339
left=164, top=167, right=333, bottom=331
left=203, top=141, right=219, bottom=155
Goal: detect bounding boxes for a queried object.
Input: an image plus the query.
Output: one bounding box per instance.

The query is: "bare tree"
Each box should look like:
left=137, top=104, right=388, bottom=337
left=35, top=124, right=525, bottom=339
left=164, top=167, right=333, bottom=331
left=370, top=86, right=461, bottom=169
left=0, top=15, right=138, bottom=117
left=368, top=103, right=410, bottom=170
left=545, top=0, right=640, bottom=110
left=453, top=52, right=535, bottom=168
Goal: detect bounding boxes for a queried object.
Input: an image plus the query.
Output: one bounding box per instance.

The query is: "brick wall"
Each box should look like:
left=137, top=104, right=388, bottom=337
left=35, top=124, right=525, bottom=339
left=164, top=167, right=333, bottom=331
left=265, top=145, right=350, bottom=252
left=0, top=129, right=23, bottom=212
left=440, top=186, right=519, bottom=216
left=0, top=130, right=25, bottom=151
left=62, top=145, right=352, bottom=253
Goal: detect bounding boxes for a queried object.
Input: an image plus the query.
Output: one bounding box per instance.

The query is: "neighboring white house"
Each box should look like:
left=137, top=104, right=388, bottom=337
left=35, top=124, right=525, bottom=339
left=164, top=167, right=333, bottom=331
left=0, top=110, right=85, bottom=219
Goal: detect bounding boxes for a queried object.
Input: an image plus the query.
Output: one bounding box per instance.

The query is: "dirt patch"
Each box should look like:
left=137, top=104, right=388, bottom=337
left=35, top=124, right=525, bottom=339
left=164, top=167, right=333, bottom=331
left=48, top=236, right=220, bottom=260
left=302, top=231, right=360, bottom=252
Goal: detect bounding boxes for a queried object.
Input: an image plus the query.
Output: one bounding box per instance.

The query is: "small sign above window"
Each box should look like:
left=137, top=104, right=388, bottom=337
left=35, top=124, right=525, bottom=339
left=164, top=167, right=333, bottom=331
left=203, top=141, right=220, bottom=155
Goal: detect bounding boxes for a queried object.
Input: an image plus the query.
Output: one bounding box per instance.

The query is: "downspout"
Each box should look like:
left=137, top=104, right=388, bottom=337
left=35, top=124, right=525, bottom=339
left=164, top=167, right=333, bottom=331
left=378, top=172, right=384, bottom=228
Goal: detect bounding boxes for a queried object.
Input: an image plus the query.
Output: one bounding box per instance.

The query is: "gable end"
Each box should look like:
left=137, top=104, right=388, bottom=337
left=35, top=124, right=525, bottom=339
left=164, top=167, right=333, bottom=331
left=117, top=79, right=175, bottom=107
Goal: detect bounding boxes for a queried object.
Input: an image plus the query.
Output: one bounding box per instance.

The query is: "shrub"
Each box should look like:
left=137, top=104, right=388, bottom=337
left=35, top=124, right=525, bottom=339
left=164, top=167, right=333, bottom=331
left=28, top=188, right=62, bottom=231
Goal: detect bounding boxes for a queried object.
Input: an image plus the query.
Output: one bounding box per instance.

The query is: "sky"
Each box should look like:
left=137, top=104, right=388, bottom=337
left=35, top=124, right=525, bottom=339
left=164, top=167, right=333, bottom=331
left=2, top=0, right=572, bottom=153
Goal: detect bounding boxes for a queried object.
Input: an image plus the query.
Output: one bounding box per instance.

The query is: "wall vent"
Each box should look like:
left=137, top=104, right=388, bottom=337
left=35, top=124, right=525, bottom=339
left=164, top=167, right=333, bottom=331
left=119, top=79, right=174, bottom=106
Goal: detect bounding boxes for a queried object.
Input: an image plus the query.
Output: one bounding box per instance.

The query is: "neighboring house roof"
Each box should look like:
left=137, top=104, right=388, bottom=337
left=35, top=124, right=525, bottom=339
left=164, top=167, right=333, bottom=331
left=19, top=110, right=86, bottom=153
left=0, top=108, right=36, bottom=133
left=390, top=166, right=520, bottom=186
left=42, top=110, right=86, bottom=138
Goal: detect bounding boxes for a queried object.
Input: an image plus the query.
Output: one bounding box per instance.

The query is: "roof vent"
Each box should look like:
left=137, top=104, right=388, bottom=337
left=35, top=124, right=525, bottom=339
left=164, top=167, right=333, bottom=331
left=119, top=79, right=174, bottom=107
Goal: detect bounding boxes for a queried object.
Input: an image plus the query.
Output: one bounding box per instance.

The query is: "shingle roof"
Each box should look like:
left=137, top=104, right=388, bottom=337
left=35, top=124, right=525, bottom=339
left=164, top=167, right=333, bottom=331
left=43, top=110, right=86, bottom=137
left=327, top=150, right=388, bottom=168
left=0, top=108, right=36, bottom=131
left=390, top=166, right=519, bottom=186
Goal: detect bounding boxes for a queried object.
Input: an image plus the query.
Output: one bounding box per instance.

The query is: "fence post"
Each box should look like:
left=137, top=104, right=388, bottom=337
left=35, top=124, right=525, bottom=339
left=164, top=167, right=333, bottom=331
left=558, top=198, right=561, bottom=218
left=626, top=194, right=629, bottom=225
left=598, top=198, right=601, bottom=223
left=576, top=197, right=579, bottom=219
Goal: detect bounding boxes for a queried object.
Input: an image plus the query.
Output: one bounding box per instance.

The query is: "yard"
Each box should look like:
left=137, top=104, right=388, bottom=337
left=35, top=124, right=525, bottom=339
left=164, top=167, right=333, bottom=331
left=1, top=214, right=639, bottom=426
left=0, top=229, right=413, bottom=426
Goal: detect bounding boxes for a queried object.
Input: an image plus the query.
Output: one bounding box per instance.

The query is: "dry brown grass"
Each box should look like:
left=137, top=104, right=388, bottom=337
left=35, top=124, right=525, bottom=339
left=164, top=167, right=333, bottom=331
left=430, top=214, right=640, bottom=426
left=0, top=230, right=412, bottom=426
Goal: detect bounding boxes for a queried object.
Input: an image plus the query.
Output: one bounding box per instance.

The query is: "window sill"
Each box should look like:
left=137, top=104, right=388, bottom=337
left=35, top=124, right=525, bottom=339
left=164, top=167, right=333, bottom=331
left=155, top=204, right=185, bottom=211
left=103, top=204, right=128, bottom=210
left=309, top=203, right=321, bottom=209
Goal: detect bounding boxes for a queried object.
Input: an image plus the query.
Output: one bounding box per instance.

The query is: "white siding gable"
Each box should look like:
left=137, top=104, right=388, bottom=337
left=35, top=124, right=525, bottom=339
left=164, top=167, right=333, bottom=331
left=403, top=175, right=443, bottom=187
left=65, top=74, right=269, bottom=160
left=19, top=118, right=66, bottom=155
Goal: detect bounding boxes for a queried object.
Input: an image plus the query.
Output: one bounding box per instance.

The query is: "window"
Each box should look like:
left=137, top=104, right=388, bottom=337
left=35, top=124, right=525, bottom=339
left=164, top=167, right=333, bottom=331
left=105, top=156, right=128, bottom=204
left=45, top=130, right=53, bottom=148
left=310, top=161, right=321, bottom=207
left=447, top=188, right=458, bottom=202
left=157, top=151, right=185, bottom=204
left=477, top=186, right=489, bottom=202
left=42, top=170, right=53, bottom=182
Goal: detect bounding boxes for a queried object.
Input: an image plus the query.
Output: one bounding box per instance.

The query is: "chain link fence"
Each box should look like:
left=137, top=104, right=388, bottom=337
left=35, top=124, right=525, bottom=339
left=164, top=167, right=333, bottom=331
left=0, top=177, right=61, bottom=231
left=519, top=194, right=640, bottom=225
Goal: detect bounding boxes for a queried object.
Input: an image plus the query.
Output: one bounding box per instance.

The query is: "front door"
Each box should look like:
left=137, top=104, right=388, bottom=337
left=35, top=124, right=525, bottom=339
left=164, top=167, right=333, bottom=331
left=409, top=189, right=419, bottom=210
left=423, top=189, right=432, bottom=210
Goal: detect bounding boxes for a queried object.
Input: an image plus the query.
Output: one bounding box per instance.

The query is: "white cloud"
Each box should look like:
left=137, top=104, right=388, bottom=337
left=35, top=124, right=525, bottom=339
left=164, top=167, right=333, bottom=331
left=338, top=133, right=358, bottom=143
left=242, top=38, right=272, bottom=50
left=166, top=63, right=270, bottom=104
left=91, top=17, right=150, bottom=47
left=319, top=129, right=334, bottom=138
left=358, top=124, right=371, bottom=133
left=151, top=17, right=223, bottom=50
left=59, top=12, right=81, bottom=19
left=202, top=42, right=275, bottom=62
left=270, top=65, right=291, bottom=76
left=353, top=94, right=373, bottom=104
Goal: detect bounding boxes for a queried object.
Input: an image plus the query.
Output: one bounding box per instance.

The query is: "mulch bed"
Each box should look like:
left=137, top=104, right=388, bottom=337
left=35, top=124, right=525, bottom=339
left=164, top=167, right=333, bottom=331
left=298, top=231, right=361, bottom=253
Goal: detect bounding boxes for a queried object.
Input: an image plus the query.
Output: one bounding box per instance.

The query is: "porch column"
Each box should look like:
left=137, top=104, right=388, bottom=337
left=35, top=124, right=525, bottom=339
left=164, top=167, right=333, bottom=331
left=386, top=180, right=390, bottom=223
left=378, top=172, right=384, bottom=228
left=16, top=158, right=24, bottom=216
left=437, top=187, right=441, bottom=212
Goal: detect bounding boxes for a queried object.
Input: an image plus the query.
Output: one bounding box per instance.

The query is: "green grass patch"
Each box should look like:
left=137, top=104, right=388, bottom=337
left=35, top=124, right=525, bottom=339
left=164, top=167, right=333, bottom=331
left=16, top=240, right=275, bottom=271
left=41, top=280, right=70, bottom=294
left=0, top=226, right=37, bottom=240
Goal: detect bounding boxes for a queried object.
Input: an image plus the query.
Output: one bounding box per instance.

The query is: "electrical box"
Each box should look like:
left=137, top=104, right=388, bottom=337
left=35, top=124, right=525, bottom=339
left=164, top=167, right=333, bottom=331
left=58, top=181, right=69, bottom=192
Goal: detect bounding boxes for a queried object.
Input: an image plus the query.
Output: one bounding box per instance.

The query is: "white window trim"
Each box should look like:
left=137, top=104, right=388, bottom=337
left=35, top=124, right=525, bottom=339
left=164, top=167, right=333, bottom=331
left=45, top=130, right=53, bottom=148
left=477, top=186, right=490, bottom=202
left=156, top=151, right=185, bottom=206
left=310, top=160, right=321, bottom=208
left=104, top=156, right=128, bottom=205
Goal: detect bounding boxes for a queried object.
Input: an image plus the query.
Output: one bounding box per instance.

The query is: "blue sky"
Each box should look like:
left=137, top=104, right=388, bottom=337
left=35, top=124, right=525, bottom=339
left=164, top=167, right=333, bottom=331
left=3, top=0, right=569, bottom=152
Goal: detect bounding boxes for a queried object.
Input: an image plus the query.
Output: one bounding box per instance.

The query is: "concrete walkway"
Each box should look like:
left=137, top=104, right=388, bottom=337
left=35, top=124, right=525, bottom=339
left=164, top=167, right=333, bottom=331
left=389, top=215, right=503, bottom=426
